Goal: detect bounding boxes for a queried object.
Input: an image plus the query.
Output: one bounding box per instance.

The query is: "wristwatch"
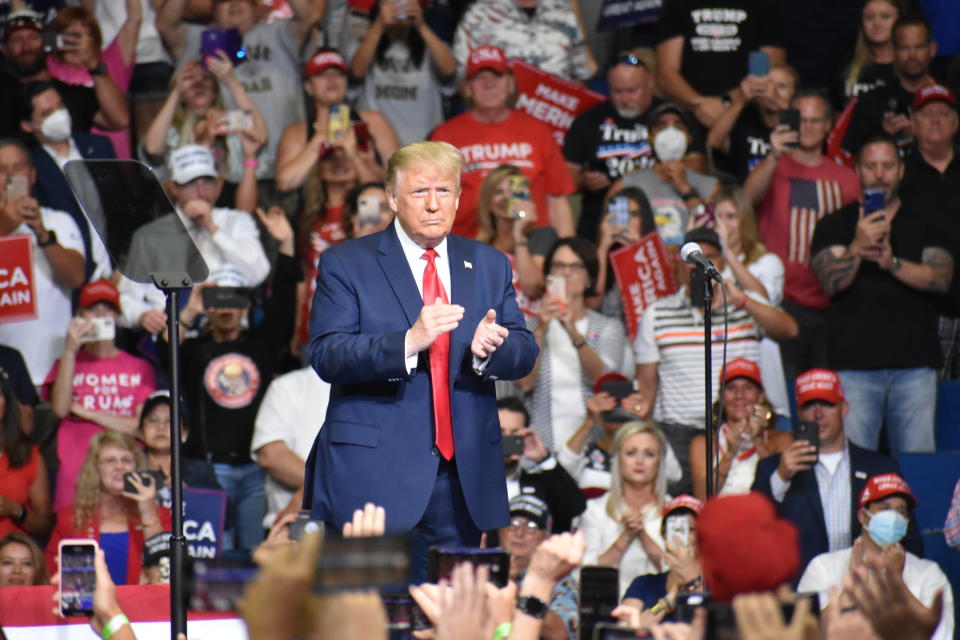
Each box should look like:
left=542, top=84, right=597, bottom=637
left=516, top=595, right=548, bottom=619
left=37, top=229, right=57, bottom=248
left=890, top=256, right=902, bottom=272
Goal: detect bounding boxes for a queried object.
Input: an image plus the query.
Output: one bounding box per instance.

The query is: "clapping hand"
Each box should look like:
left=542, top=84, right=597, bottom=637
left=471, top=309, right=509, bottom=359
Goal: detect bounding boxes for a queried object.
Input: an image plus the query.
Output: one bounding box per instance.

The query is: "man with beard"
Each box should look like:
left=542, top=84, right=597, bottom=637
left=810, top=133, right=953, bottom=454
left=1, top=9, right=128, bottom=138
left=841, top=15, right=938, bottom=155
left=563, top=54, right=707, bottom=242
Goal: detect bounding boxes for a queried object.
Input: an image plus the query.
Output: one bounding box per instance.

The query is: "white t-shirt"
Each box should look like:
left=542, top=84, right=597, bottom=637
left=797, top=545, right=954, bottom=640
left=745, top=251, right=789, bottom=417
left=250, top=367, right=330, bottom=526
left=0, top=209, right=85, bottom=384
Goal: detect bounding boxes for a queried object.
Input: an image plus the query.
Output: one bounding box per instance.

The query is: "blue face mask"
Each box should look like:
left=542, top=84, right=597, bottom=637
left=865, top=509, right=908, bottom=547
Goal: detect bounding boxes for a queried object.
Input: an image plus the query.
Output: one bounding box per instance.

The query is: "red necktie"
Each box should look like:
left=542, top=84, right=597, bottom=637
left=422, top=249, right=454, bottom=459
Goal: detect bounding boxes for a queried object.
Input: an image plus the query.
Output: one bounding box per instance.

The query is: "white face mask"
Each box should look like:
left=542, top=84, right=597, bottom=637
left=653, top=126, right=688, bottom=162
left=40, top=108, right=72, bottom=142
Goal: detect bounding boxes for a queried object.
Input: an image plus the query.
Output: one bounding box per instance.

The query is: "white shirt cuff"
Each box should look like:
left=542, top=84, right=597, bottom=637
left=770, top=469, right=790, bottom=503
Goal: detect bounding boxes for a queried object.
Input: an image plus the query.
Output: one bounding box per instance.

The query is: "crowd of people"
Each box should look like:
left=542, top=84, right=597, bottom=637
left=0, top=0, right=959, bottom=637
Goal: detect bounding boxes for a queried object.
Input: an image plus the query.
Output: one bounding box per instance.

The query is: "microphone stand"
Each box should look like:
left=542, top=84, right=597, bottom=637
left=702, top=269, right=715, bottom=498
left=152, top=271, right=192, bottom=640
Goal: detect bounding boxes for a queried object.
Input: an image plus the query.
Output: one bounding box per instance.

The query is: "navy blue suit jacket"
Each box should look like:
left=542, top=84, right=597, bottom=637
left=752, top=442, right=923, bottom=580
left=30, top=132, right=115, bottom=277
left=304, top=224, right=539, bottom=533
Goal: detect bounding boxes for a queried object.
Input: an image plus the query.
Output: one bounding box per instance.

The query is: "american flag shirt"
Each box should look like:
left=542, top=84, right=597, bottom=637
left=755, top=155, right=860, bottom=309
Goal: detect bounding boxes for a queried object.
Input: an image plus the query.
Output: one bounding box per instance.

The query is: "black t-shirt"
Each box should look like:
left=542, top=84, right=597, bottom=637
left=841, top=82, right=915, bottom=155
left=0, top=345, right=40, bottom=407
left=563, top=98, right=706, bottom=240
left=809, top=201, right=946, bottom=370
left=728, top=106, right=772, bottom=183
left=167, top=255, right=301, bottom=462
left=56, top=80, right=99, bottom=133
left=842, top=62, right=896, bottom=104
left=656, top=0, right=786, bottom=97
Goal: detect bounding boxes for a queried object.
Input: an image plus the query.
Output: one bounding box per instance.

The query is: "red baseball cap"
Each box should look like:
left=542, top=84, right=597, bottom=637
left=304, top=50, right=348, bottom=77
left=795, top=368, right=844, bottom=406
left=721, top=358, right=763, bottom=388
left=663, top=494, right=703, bottom=519
left=912, top=84, right=957, bottom=112
left=466, top=45, right=509, bottom=78
left=592, top=372, right=630, bottom=395
left=79, top=279, right=121, bottom=311
left=697, top=492, right=800, bottom=602
left=859, top=473, right=917, bottom=510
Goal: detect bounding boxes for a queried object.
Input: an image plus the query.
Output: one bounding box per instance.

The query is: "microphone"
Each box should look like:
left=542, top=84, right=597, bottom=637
left=680, top=242, right=723, bottom=282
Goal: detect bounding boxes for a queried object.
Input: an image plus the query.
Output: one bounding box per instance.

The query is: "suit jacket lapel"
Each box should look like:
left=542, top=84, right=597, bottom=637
left=377, top=225, right=422, bottom=327
left=447, top=235, right=476, bottom=382
left=848, top=444, right=869, bottom=536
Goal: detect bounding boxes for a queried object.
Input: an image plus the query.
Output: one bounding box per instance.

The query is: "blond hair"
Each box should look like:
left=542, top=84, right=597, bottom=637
left=386, top=142, right=463, bottom=196
left=606, top=421, right=668, bottom=521
left=845, top=0, right=903, bottom=96
left=74, top=431, right=147, bottom=530
left=476, top=164, right=523, bottom=244
left=710, top=186, right=768, bottom=266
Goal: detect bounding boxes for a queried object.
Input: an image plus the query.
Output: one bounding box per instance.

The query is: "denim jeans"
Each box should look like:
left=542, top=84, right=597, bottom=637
left=837, top=368, right=937, bottom=454
left=213, top=462, right=266, bottom=551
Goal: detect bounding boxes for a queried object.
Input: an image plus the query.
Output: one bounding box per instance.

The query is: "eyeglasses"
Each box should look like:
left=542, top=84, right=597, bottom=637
left=509, top=518, right=542, bottom=532
left=550, top=261, right=586, bottom=274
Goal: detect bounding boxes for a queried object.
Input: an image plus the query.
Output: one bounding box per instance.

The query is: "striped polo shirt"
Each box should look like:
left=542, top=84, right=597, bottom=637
left=635, top=290, right=761, bottom=429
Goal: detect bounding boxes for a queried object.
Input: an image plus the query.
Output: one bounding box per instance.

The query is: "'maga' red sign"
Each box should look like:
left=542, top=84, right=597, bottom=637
left=511, top=60, right=604, bottom=146
left=610, top=233, right=676, bottom=339
left=0, top=235, right=38, bottom=323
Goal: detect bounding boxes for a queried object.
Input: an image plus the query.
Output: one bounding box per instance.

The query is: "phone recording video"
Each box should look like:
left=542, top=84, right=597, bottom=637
left=794, top=420, right=820, bottom=464
left=202, top=286, right=249, bottom=310
left=59, top=540, right=98, bottom=617
left=501, top=434, right=525, bottom=458
left=863, top=189, right=885, bottom=217
left=326, top=104, right=352, bottom=144
left=507, top=175, right=532, bottom=220
left=5, top=175, right=29, bottom=200
left=748, top=50, right=769, bottom=77
left=607, top=196, right=630, bottom=228
left=200, top=28, right=247, bottom=67
left=78, top=317, right=116, bottom=343
left=428, top=547, right=510, bottom=588
left=123, top=470, right=162, bottom=494
left=579, top=566, right=619, bottom=640
left=592, top=624, right=653, bottom=639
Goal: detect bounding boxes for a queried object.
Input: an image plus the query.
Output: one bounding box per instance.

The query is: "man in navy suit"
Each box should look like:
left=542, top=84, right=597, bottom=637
left=305, top=141, right=539, bottom=555
left=753, top=368, right=922, bottom=580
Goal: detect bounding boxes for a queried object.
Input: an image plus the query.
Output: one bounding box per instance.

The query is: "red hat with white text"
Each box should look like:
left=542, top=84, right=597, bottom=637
left=859, top=473, right=917, bottom=510
left=721, top=358, right=763, bottom=388
left=912, top=84, right=956, bottom=111
left=304, top=49, right=348, bottom=77
left=795, top=368, right=845, bottom=406
left=466, top=45, right=509, bottom=78
left=79, top=279, right=121, bottom=311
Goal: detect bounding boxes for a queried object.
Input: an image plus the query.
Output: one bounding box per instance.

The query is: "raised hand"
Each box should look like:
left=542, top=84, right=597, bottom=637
left=407, top=298, right=465, bottom=355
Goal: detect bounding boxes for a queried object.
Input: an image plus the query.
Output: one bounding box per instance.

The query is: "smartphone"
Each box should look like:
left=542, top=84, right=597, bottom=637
left=748, top=50, right=769, bottom=77
left=592, top=624, right=653, bottom=640
left=428, top=547, right=510, bottom=588
left=123, top=470, right=162, bottom=494
left=56, top=31, right=81, bottom=51
left=5, top=175, right=29, bottom=200
left=608, top=196, right=630, bottom=228
left=689, top=267, right=706, bottom=308
left=315, top=533, right=411, bottom=592
left=59, top=540, right=98, bottom=617
left=501, top=434, right=525, bottom=458
left=507, top=175, right=532, bottom=219
left=381, top=592, right=432, bottom=632
left=221, top=110, right=253, bottom=133
left=357, top=193, right=385, bottom=226
left=863, top=189, right=885, bottom=217
left=202, top=286, right=249, bottom=310
left=579, top=566, right=620, bottom=640
left=200, top=28, right=247, bottom=67
left=394, top=0, right=409, bottom=20
left=327, top=104, right=352, bottom=144
left=779, top=108, right=800, bottom=149
left=288, top=512, right=323, bottom=542
left=546, top=274, right=567, bottom=304
left=885, top=97, right=910, bottom=117
left=794, top=420, right=820, bottom=463
left=665, top=514, right=691, bottom=550
left=353, top=121, right=371, bottom=152
left=78, top=316, right=116, bottom=343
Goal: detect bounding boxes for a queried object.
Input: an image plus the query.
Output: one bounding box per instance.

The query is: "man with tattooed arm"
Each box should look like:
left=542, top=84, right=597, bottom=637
left=809, top=132, right=953, bottom=455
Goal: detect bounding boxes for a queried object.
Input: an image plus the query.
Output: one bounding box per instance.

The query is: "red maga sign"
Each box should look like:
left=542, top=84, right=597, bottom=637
left=511, top=60, right=605, bottom=146
left=610, top=233, right=676, bottom=340
left=0, top=235, right=38, bottom=323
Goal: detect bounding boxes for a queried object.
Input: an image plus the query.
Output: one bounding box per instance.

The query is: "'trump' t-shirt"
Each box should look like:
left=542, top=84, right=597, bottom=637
left=656, top=0, right=786, bottom=97
left=44, top=350, right=156, bottom=510
left=430, top=110, right=576, bottom=239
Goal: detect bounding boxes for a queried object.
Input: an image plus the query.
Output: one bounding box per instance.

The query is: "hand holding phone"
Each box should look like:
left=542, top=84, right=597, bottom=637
left=78, top=317, right=116, bottom=343
left=507, top=175, right=533, bottom=220
left=5, top=174, right=29, bottom=201
left=59, top=540, right=98, bottom=617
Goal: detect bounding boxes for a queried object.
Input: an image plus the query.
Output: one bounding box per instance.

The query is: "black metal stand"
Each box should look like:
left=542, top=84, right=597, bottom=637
left=703, top=273, right=715, bottom=499
left=152, top=271, right=192, bottom=640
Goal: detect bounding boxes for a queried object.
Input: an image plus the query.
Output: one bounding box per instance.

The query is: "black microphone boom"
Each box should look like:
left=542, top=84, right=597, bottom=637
left=680, top=242, right=723, bottom=282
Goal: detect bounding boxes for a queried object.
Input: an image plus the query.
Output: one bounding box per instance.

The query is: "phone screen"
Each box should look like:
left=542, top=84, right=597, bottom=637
left=326, top=104, right=352, bottom=143
left=507, top=175, right=531, bottom=219
left=546, top=274, right=567, bottom=304
left=863, top=189, right=885, bottom=216
left=579, top=566, right=620, bottom=640
left=60, top=541, right=97, bottom=617
left=428, top=548, right=510, bottom=588
left=78, top=317, right=116, bottom=343
left=608, top=196, right=630, bottom=228
left=665, top=514, right=691, bottom=550
left=748, top=50, right=769, bottom=77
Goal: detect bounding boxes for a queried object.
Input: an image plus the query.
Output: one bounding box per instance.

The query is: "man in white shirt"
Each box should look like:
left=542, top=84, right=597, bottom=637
left=250, top=367, right=330, bottom=527
left=119, top=145, right=270, bottom=334
left=0, top=138, right=86, bottom=385
left=798, top=473, right=954, bottom=640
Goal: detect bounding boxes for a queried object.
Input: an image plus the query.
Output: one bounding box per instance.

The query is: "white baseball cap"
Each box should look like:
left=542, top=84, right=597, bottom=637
left=169, top=145, right=218, bottom=185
